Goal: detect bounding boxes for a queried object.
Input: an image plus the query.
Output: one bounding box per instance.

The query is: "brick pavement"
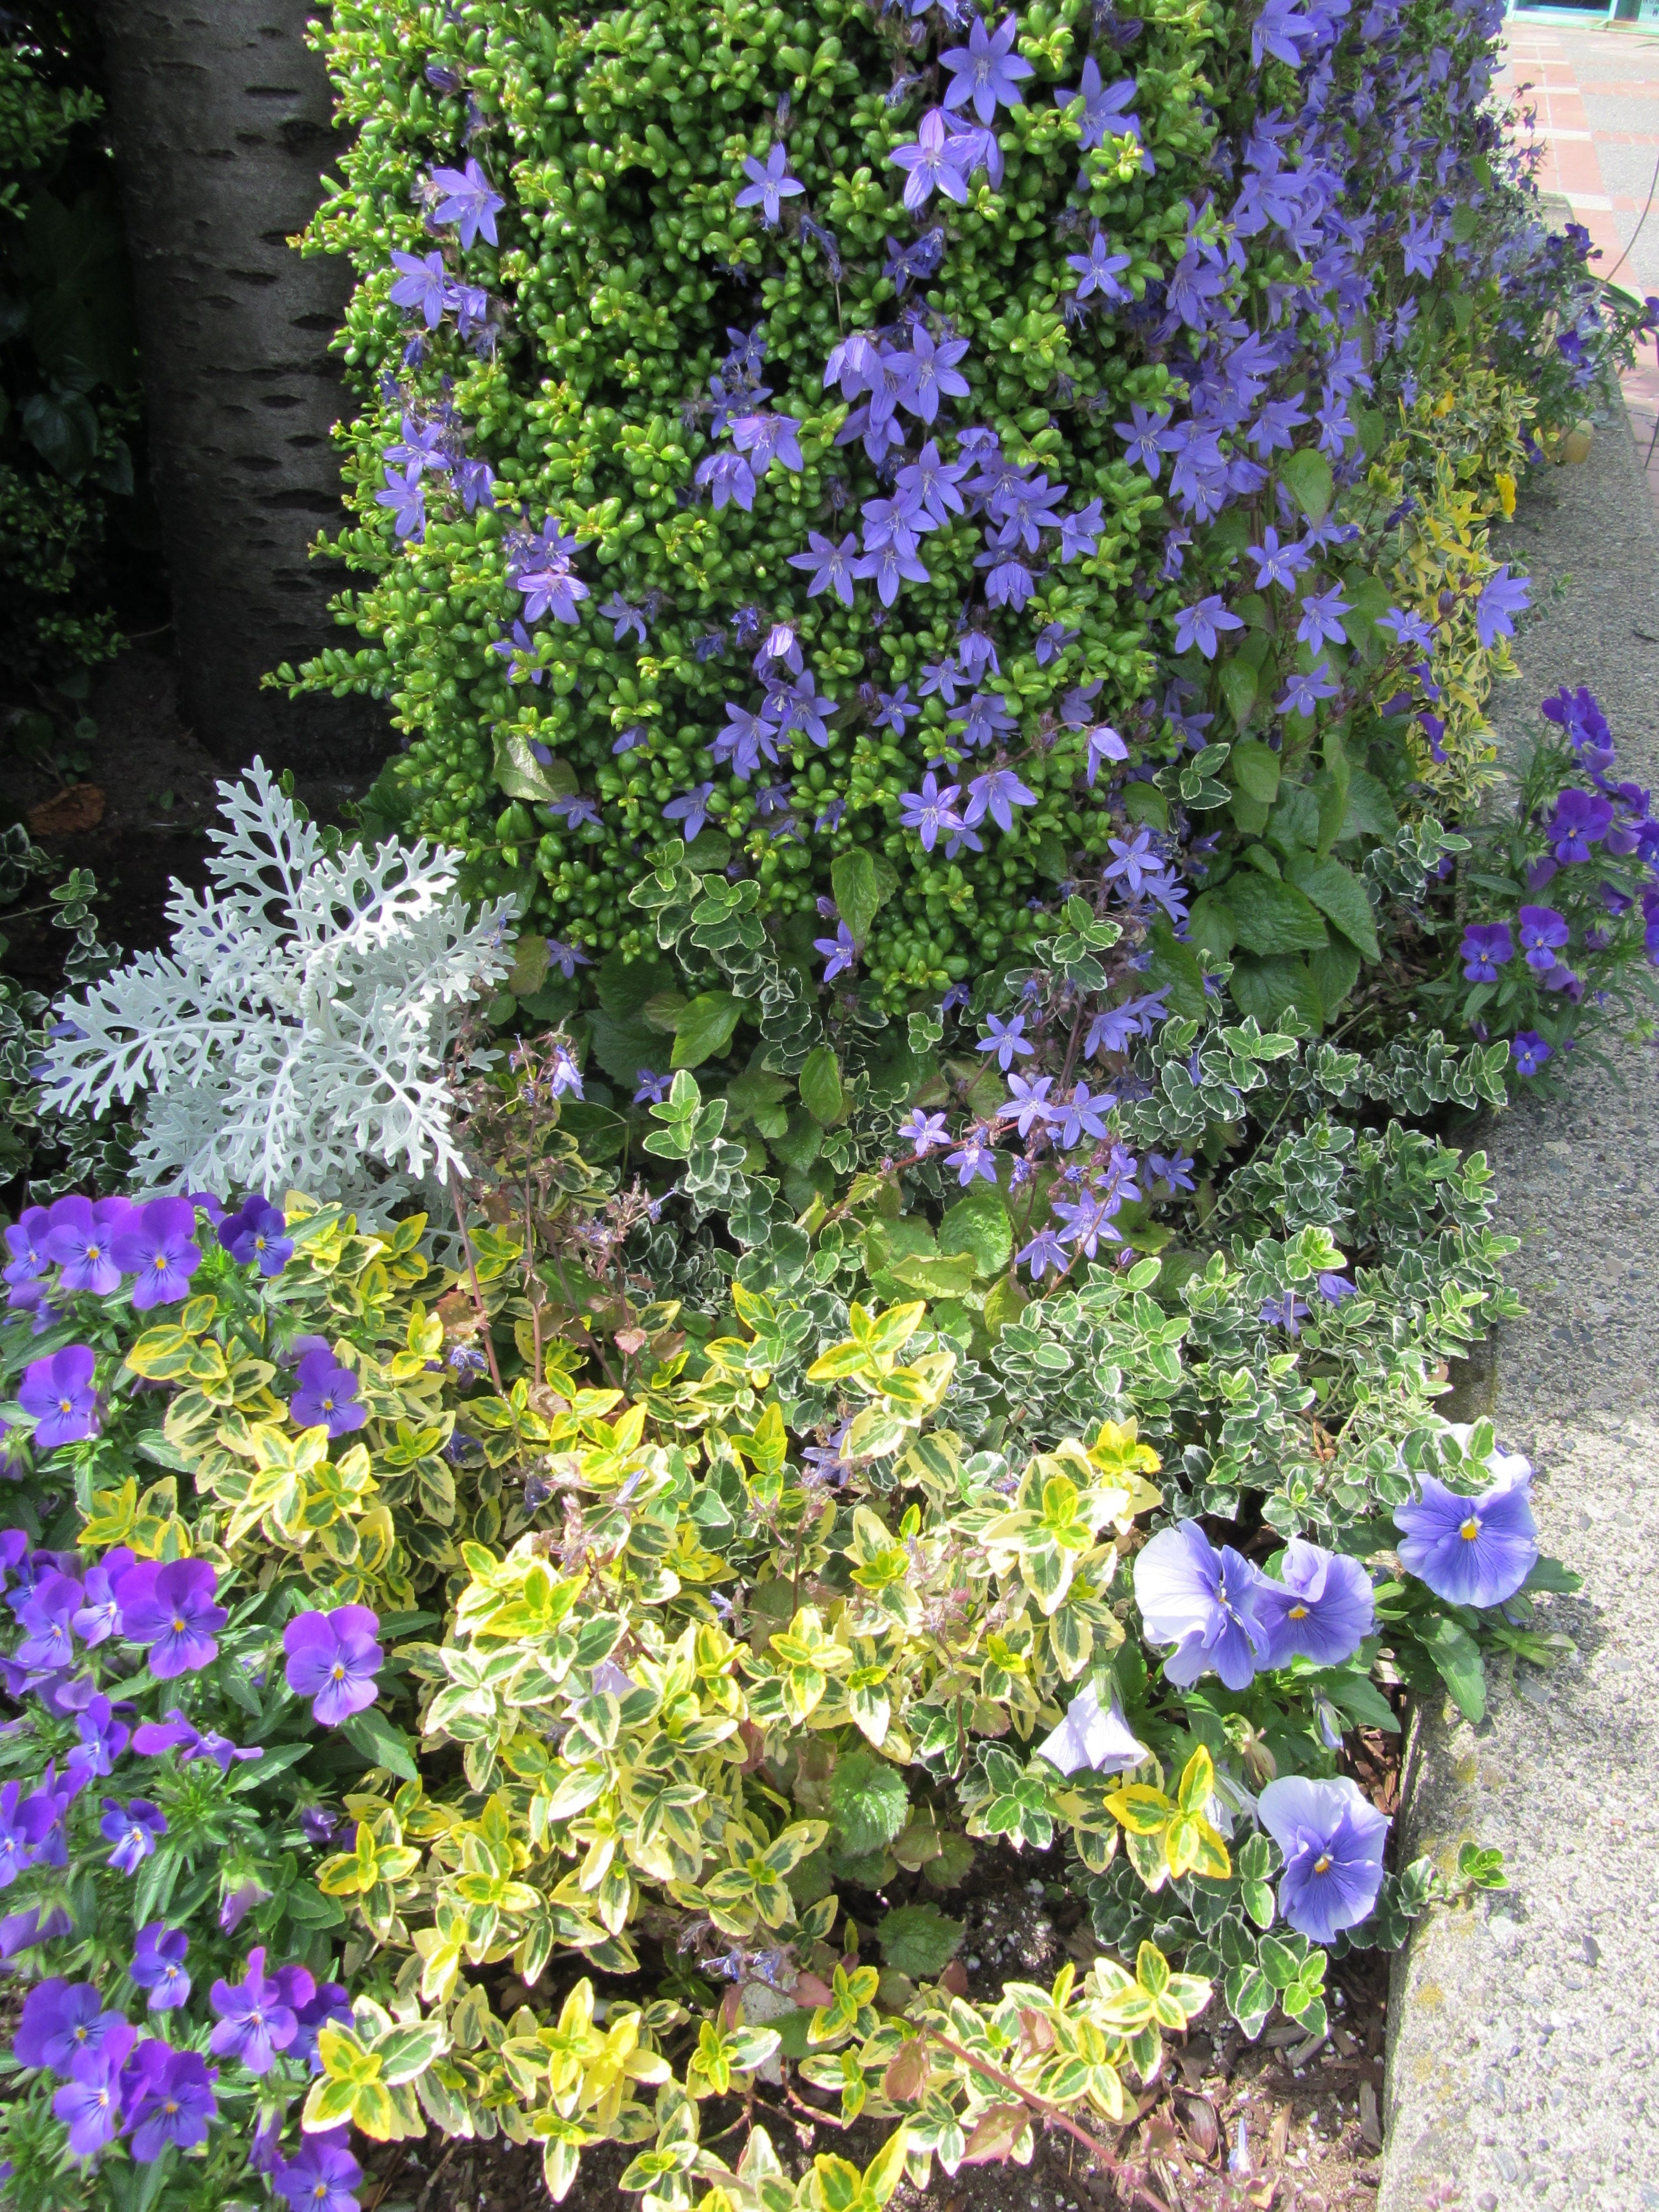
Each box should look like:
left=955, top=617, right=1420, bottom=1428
left=1496, top=13, right=1659, bottom=515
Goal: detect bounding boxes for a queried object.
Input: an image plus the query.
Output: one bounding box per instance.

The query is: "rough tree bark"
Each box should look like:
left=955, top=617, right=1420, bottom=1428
left=93, top=0, right=383, bottom=773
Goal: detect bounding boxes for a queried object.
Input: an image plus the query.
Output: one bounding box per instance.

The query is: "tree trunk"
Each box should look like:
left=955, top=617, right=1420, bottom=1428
left=93, top=0, right=382, bottom=774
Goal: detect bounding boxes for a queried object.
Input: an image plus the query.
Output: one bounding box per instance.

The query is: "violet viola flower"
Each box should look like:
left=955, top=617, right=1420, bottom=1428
left=0, top=1902, right=71, bottom=1958
left=1517, top=905, right=1569, bottom=972
left=15, top=1572, right=84, bottom=1672
left=131, top=1924, right=191, bottom=2011
left=734, top=144, right=803, bottom=228
left=288, top=1981, right=353, bottom=2071
left=275, top=2128, right=364, bottom=2212
left=53, top=2027, right=134, bottom=2156
left=18, top=1347, right=100, bottom=1449
left=220, top=1875, right=271, bottom=1935
left=283, top=1606, right=384, bottom=1726
left=1511, top=1029, right=1553, bottom=1077
left=0, top=1780, right=60, bottom=1885
left=218, top=1197, right=293, bottom=1277
left=1257, top=1776, right=1390, bottom=1943
left=69, top=1694, right=131, bottom=1781
left=1254, top=1540, right=1376, bottom=1668
left=133, top=1708, right=261, bottom=1774
left=289, top=1349, right=368, bottom=1438
left=1546, top=787, right=1614, bottom=863
left=124, top=2043, right=217, bottom=2162
left=72, top=1552, right=134, bottom=1646
left=110, top=1198, right=200, bottom=1310
left=13, top=1978, right=127, bottom=2072
left=116, top=1559, right=227, bottom=1678
left=1459, top=923, right=1514, bottom=981
left=209, top=1947, right=300, bottom=2076
left=1133, top=1521, right=1270, bottom=1691
left=100, top=1797, right=167, bottom=1875
left=1395, top=1462, right=1538, bottom=1609
left=43, top=1195, right=133, bottom=1295
left=941, top=12, right=1034, bottom=124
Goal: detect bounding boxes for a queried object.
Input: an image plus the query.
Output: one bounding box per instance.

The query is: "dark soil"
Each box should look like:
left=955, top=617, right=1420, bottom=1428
left=0, top=639, right=380, bottom=980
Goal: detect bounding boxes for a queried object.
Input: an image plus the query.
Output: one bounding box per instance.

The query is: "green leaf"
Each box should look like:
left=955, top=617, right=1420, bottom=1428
left=1342, top=769, right=1399, bottom=838
left=596, top=950, right=679, bottom=1022
left=1229, top=739, right=1280, bottom=805
left=587, top=1010, right=662, bottom=1087
left=339, top=1707, right=421, bottom=1783
left=1308, top=939, right=1361, bottom=1018
left=1187, top=891, right=1237, bottom=959
left=1420, top=1615, right=1486, bottom=1721
left=1223, top=1964, right=1274, bottom=2039
left=1280, top=447, right=1334, bottom=525
left=831, top=1751, right=909, bottom=1859
left=670, top=991, right=745, bottom=1070
left=1221, top=870, right=1329, bottom=956
left=877, top=1903, right=965, bottom=1978
left=1284, top=853, right=1380, bottom=963
left=556, top=1102, right=627, bottom=1162
left=22, top=388, right=100, bottom=481
left=832, top=851, right=886, bottom=943
left=283, top=1882, right=346, bottom=1930
left=1122, top=781, right=1168, bottom=830
left=1219, top=659, right=1258, bottom=734
left=1144, top=920, right=1207, bottom=1021
left=1230, top=953, right=1323, bottom=1031
left=938, top=1182, right=1012, bottom=1277
left=491, top=731, right=575, bottom=806
left=1317, top=726, right=1351, bottom=857
left=799, top=1045, right=846, bottom=1126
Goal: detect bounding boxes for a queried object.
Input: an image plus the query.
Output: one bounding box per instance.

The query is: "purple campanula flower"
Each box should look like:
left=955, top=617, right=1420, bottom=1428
left=976, top=1011, right=1035, bottom=1071
left=53, top=2025, right=134, bottom=2154
left=734, top=144, right=802, bottom=228
left=963, top=766, right=1036, bottom=834
left=289, top=1349, right=368, bottom=1438
left=219, top=1196, right=293, bottom=1277
left=544, top=938, right=592, bottom=980
left=110, top=1198, right=200, bottom=1310
left=275, top=2128, right=364, bottom=2212
left=1134, top=1521, right=1270, bottom=1691
left=788, top=529, right=859, bottom=605
left=1248, top=526, right=1312, bottom=592
left=1395, top=1461, right=1538, bottom=1609
left=945, top=1134, right=999, bottom=1188
left=1258, top=1776, right=1390, bottom=1942
left=1317, top=1271, right=1357, bottom=1303
left=1277, top=661, right=1341, bottom=717
left=1084, top=723, right=1128, bottom=787
left=1296, top=585, right=1352, bottom=653
left=19, top=1346, right=100, bottom=1449
left=941, top=12, right=1034, bottom=124
left=1050, top=1190, right=1121, bottom=1258
left=1474, top=565, right=1529, bottom=650
left=664, top=782, right=715, bottom=842
left=376, top=462, right=426, bottom=540
left=1016, top=1226, right=1068, bottom=1279
left=898, top=1109, right=950, bottom=1156
left=1546, top=787, right=1613, bottom=864
left=131, top=1924, right=191, bottom=2011
left=1148, top=1151, right=1196, bottom=1193
left=116, top=1559, right=226, bottom=1678
left=1051, top=1083, right=1112, bottom=1150
left=283, top=1606, right=384, bottom=1726
left=299, top=1806, right=340, bottom=1848
left=998, top=1074, right=1056, bottom=1137
left=14, top=1979, right=126, bottom=2072
left=1459, top=923, right=1514, bottom=982
left=124, top=2042, right=217, bottom=2161
left=1254, top=1539, right=1375, bottom=1667
left=388, top=249, right=448, bottom=327
left=898, top=773, right=964, bottom=853
left=890, top=107, right=971, bottom=212
left=209, top=1947, right=299, bottom=2077
left=1259, top=1291, right=1310, bottom=1335
left=1173, top=595, right=1243, bottom=660
left=633, top=1068, right=670, bottom=1106
left=43, top=1195, right=133, bottom=1295
left=814, top=924, right=858, bottom=983
left=100, top=1797, right=166, bottom=1875
left=429, top=155, right=505, bottom=248
left=1511, top=1029, right=1552, bottom=1076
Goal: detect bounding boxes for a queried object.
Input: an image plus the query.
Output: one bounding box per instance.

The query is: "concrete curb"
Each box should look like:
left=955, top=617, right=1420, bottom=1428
left=1378, top=392, right=1659, bottom=2211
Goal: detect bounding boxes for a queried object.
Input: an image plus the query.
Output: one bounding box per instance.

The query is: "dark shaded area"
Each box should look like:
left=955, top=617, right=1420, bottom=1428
left=92, top=0, right=385, bottom=771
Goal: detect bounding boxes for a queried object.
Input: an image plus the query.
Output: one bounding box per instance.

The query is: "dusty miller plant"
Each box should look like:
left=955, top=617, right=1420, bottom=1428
left=39, top=759, right=515, bottom=1214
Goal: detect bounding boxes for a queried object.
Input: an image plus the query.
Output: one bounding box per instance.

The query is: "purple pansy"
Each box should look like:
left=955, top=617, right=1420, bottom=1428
left=1459, top=923, right=1514, bottom=981
left=219, top=1197, right=293, bottom=1277
left=18, top=1347, right=100, bottom=1449
left=209, top=1947, right=300, bottom=2076
left=100, top=1797, right=167, bottom=1875
left=289, top=1349, right=368, bottom=1438
left=43, top=1195, right=133, bottom=1295
left=1254, top=1540, right=1376, bottom=1667
left=1395, top=1460, right=1538, bottom=1609
left=124, top=2042, right=218, bottom=2162
left=109, top=1198, right=201, bottom=1310
left=131, top=1924, right=191, bottom=2011
left=116, top=1559, right=227, bottom=1678
left=13, top=1978, right=127, bottom=2072
left=283, top=1606, right=384, bottom=1726
left=1258, top=1776, right=1390, bottom=1942
left=275, top=2128, right=365, bottom=2212
left=1133, top=1521, right=1270, bottom=1691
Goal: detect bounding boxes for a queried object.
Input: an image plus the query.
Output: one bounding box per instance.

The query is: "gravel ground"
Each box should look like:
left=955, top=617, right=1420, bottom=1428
left=1379, top=390, right=1659, bottom=2210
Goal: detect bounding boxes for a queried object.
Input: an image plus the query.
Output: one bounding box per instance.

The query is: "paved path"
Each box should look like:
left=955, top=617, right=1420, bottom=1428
left=1496, top=14, right=1659, bottom=516
left=1379, top=391, right=1659, bottom=2210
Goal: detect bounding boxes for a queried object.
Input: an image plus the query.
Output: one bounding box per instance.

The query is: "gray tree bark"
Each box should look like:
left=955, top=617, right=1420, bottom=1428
left=95, top=0, right=383, bottom=773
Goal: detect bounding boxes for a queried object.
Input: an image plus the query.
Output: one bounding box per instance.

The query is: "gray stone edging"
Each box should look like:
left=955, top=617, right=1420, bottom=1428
left=1378, top=388, right=1659, bottom=2212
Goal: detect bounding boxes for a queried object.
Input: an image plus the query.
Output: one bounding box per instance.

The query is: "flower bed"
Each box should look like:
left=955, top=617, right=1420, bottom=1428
left=1, top=0, right=1656, bottom=2208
